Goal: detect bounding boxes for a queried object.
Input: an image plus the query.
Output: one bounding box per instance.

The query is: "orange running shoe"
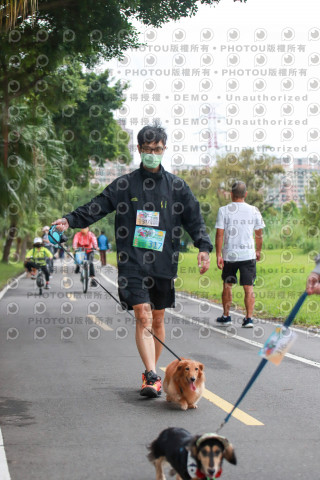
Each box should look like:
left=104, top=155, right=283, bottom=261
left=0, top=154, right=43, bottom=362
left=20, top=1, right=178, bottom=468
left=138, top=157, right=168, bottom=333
left=140, top=370, right=162, bottom=398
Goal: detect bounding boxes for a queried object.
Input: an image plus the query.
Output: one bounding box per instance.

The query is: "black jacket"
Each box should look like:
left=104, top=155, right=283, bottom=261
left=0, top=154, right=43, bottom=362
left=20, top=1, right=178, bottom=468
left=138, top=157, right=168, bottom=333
left=64, top=164, right=213, bottom=279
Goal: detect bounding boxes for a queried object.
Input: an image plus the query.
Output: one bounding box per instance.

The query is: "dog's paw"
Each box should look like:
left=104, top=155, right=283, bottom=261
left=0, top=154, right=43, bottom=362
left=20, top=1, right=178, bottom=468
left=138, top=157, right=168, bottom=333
left=180, top=402, right=188, bottom=411
left=188, top=404, right=198, bottom=409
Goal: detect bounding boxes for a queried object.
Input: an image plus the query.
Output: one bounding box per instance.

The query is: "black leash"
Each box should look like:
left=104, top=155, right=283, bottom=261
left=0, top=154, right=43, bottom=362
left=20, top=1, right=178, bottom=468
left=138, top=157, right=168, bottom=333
left=49, top=227, right=182, bottom=362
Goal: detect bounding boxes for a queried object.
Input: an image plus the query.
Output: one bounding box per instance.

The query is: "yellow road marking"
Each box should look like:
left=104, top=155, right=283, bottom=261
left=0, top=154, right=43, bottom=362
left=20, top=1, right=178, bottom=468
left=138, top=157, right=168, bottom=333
left=86, top=315, right=113, bottom=331
left=160, top=367, right=263, bottom=426
left=66, top=293, right=76, bottom=301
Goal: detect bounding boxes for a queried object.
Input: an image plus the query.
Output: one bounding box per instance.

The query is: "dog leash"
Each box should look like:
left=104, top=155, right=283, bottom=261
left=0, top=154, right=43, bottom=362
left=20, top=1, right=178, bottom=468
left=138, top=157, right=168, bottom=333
left=215, top=291, right=308, bottom=433
left=49, top=226, right=182, bottom=362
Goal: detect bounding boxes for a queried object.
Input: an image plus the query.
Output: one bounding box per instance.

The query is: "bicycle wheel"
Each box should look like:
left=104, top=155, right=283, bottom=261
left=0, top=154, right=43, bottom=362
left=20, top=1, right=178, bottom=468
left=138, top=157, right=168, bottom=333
left=82, top=261, right=89, bottom=293
left=37, top=272, right=44, bottom=295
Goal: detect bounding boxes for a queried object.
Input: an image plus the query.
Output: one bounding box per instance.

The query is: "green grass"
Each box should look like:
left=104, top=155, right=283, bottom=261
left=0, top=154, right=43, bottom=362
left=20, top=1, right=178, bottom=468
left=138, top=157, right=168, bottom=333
left=106, top=249, right=320, bottom=326
left=0, top=262, right=24, bottom=290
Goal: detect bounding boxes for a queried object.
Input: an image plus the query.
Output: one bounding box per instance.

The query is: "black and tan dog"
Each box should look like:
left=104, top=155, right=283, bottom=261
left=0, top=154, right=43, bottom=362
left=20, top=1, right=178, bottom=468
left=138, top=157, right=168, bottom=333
left=148, top=427, right=236, bottom=480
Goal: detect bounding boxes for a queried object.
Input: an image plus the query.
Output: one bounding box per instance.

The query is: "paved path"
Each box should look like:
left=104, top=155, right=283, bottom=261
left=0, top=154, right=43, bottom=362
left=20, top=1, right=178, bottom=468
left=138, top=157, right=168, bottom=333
left=0, top=260, right=319, bottom=479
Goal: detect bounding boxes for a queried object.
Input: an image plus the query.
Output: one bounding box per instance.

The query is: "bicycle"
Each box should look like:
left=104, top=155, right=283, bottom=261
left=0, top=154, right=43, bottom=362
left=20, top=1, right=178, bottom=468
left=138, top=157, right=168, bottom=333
left=75, top=248, right=90, bottom=293
left=33, top=263, right=45, bottom=296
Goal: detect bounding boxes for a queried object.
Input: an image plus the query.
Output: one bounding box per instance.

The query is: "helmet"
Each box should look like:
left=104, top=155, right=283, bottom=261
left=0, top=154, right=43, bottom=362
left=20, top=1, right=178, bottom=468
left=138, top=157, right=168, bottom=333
left=33, top=237, right=43, bottom=245
left=42, top=226, right=50, bottom=232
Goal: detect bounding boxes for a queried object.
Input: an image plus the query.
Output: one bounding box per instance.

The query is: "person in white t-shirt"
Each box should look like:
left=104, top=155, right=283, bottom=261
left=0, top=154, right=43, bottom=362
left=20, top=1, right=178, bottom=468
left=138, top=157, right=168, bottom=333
left=215, top=181, right=265, bottom=328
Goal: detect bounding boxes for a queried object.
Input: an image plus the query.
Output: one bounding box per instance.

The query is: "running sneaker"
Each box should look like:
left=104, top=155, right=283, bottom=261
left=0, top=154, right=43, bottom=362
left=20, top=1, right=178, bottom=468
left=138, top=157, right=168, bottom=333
left=216, top=315, right=232, bottom=326
left=140, top=370, right=162, bottom=398
left=45, top=283, right=51, bottom=289
left=242, top=317, right=253, bottom=328
left=90, top=279, right=98, bottom=287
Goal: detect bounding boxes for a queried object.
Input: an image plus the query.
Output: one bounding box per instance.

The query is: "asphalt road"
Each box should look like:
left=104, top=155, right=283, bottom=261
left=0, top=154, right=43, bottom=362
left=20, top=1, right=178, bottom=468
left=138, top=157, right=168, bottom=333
left=0, top=258, right=320, bottom=480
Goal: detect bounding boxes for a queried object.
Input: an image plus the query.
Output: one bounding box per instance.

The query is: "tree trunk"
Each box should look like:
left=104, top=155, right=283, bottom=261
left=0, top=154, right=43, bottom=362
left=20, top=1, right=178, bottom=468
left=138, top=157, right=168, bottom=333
left=20, top=236, right=28, bottom=263
left=16, top=237, right=22, bottom=256
left=2, top=219, right=17, bottom=263
left=2, top=65, right=9, bottom=168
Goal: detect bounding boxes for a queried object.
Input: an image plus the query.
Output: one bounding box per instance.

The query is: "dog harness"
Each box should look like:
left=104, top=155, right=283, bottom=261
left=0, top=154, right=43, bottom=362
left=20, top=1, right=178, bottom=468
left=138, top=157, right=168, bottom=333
left=187, top=451, right=222, bottom=479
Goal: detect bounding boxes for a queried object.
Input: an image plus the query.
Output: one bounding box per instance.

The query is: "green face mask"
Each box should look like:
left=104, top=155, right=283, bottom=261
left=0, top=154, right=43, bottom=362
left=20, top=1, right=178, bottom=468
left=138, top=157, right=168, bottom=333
left=141, top=152, right=163, bottom=169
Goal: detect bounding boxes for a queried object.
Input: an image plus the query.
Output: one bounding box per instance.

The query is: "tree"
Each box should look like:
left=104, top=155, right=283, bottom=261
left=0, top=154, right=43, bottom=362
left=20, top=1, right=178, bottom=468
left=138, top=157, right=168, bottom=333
left=0, top=1, right=37, bottom=30
left=1, top=0, right=217, bottom=168
left=0, top=100, right=67, bottom=262
left=53, top=69, right=131, bottom=185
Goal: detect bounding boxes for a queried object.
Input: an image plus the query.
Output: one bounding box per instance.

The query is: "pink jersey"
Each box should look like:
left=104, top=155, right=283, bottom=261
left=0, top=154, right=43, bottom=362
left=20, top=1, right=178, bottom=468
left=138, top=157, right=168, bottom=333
left=73, top=231, right=98, bottom=252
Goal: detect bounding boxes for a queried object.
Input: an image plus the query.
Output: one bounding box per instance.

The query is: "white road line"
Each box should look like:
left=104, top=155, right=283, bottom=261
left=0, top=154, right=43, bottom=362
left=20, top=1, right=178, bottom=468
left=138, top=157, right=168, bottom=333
left=0, top=428, right=11, bottom=480
left=176, top=292, right=320, bottom=336
left=0, top=272, right=25, bottom=301
left=167, top=310, right=320, bottom=369
left=99, top=273, right=320, bottom=368
left=100, top=272, right=118, bottom=288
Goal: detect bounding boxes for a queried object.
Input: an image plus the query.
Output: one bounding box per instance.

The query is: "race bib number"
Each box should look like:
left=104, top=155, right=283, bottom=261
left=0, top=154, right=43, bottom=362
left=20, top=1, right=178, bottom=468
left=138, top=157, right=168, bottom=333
left=133, top=226, right=166, bottom=252
left=259, top=325, right=297, bottom=365
left=136, top=210, right=160, bottom=227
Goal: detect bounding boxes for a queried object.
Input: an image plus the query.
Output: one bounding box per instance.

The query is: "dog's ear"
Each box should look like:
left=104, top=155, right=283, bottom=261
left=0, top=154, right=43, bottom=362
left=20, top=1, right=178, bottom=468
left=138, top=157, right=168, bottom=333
left=188, top=435, right=201, bottom=459
left=198, top=363, right=204, bottom=371
left=224, top=444, right=237, bottom=465
left=177, top=360, right=187, bottom=371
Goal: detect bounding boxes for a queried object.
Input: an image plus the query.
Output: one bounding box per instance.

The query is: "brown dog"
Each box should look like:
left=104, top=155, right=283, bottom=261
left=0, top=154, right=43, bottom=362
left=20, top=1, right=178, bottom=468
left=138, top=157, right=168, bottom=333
left=163, top=358, right=205, bottom=410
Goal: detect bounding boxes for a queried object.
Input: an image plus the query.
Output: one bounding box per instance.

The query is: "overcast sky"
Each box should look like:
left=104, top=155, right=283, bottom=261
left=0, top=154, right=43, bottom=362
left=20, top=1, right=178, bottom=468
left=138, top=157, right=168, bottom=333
left=100, top=0, right=320, bottom=171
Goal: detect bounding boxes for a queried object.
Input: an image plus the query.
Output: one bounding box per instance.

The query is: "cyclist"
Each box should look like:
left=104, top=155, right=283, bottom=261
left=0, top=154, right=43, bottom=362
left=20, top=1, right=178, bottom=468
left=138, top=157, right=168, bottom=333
left=73, top=227, right=98, bottom=286
left=42, top=226, right=54, bottom=273
left=25, top=237, right=53, bottom=289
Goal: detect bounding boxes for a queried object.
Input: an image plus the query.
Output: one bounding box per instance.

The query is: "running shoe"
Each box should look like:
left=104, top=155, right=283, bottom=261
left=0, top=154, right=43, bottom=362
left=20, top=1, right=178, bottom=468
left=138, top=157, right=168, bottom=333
left=140, top=370, right=162, bottom=398
left=242, top=317, right=253, bottom=328
left=216, top=315, right=232, bottom=326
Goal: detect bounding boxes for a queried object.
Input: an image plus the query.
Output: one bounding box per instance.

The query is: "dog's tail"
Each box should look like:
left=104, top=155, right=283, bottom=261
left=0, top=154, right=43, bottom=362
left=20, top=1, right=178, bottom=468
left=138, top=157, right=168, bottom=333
left=147, top=437, right=164, bottom=463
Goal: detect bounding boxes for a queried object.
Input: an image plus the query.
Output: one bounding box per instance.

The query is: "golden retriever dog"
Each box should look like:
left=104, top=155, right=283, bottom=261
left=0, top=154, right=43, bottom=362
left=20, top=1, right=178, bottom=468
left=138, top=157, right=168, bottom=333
left=163, top=358, right=205, bottom=410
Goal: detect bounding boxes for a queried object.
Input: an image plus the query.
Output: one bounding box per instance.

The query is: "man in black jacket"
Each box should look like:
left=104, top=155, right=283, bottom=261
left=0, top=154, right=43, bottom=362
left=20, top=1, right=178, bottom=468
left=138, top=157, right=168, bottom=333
left=52, top=124, right=213, bottom=398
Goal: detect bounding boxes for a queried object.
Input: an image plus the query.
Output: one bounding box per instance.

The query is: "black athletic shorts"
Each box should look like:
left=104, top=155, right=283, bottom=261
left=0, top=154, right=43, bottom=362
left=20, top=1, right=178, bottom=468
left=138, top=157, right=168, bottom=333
left=222, top=259, right=256, bottom=286
left=118, top=275, right=175, bottom=310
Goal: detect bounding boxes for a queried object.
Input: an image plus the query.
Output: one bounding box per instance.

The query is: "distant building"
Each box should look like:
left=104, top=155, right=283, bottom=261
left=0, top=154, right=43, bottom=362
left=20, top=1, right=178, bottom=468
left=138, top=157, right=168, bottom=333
left=117, top=119, right=135, bottom=158
left=89, top=159, right=137, bottom=188
left=265, top=157, right=320, bottom=208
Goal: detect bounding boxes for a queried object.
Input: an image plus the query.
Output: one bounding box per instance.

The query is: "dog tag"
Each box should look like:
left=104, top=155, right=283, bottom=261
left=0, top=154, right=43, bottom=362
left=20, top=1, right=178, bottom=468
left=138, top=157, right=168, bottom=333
left=259, top=325, right=297, bottom=365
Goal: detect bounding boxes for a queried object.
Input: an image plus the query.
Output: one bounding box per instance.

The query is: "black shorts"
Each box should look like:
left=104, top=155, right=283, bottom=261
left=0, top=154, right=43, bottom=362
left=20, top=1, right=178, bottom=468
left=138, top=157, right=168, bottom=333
left=222, top=259, right=256, bottom=286
left=118, top=275, right=175, bottom=310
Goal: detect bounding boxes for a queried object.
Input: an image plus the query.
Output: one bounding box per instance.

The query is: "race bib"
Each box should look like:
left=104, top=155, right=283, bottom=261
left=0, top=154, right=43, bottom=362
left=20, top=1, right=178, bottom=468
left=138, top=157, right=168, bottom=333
left=133, top=226, right=166, bottom=252
left=136, top=210, right=160, bottom=227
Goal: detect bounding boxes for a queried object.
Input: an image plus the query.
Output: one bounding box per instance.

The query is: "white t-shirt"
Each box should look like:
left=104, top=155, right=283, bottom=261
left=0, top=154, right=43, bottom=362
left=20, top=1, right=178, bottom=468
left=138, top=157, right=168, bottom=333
left=215, top=202, right=265, bottom=262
